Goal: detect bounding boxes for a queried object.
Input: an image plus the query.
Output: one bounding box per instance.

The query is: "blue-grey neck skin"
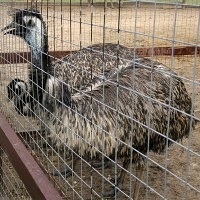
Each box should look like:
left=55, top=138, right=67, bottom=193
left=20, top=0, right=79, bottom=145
left=22, top=15, right=52, bottom=105
left=23, top=16, right=45, bottom=61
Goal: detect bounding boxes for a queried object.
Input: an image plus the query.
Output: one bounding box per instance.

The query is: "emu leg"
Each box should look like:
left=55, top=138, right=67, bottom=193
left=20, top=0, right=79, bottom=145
left=111, top=0, right=113, bottom=9
left=102, top=159, right=130, bottom=198
left=51, top=155, right=79, bottom=178
left=92, top=157, right=113, bottom=169
left=133, top=167, right=145, bottom=200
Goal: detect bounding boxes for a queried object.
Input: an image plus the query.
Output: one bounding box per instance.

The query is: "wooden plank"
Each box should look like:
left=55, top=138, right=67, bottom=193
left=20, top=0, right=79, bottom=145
left=135, top=46, right=200, bottom=57
left=0, top=46, right=199, bottom=65
left=0, top=51, right=72, bottom=64
left=0, top=148, right=3, bottom=196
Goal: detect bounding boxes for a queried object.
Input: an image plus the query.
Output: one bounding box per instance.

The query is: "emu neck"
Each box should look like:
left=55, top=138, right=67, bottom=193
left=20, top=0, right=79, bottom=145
left=25, top=20, right=52, bottom=102
left=25, top=22, right=51, bottom=72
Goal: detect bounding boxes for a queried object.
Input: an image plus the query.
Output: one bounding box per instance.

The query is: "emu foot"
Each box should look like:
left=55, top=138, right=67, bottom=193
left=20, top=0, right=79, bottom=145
left=102, top=186, right=119, bottom=198
left=102, top=177, right=121, bottom=198
left=51, top=167, right=72, bottom=178
left=92, top=160, right=112, bottom=169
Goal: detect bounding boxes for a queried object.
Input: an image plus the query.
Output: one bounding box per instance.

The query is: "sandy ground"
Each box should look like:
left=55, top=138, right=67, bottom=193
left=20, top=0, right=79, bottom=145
left=0, top=3, right=199, bottom=200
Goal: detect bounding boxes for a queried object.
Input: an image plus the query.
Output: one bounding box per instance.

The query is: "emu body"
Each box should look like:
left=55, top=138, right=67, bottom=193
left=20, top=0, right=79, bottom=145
left=45, top=60, right=192, bottom=158
left=43, top=58, right=193, bottom=197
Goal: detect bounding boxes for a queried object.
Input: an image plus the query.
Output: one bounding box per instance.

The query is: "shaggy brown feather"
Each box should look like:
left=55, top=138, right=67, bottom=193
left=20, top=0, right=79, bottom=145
left=44, top=58, right=193, bottom=181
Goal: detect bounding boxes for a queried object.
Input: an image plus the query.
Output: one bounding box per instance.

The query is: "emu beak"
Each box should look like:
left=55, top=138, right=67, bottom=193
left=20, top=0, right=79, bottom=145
left=1, top=22, right=17, bottom=35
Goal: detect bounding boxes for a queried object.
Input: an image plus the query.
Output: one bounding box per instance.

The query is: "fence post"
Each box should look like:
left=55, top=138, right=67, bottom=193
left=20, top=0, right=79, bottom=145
left=136, top=0, right=141, bottom=8
left=0, top=147, right=4, bottom=196
left=182, top=0, right=186, bottom=9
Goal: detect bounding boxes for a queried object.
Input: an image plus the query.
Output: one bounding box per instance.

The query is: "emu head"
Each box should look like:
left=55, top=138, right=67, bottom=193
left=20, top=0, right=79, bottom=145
left=7, top=78, right=29, bottom=115
left=7, top=78, right=27, bottom=100
left=1, top=8, right=46, bottom=51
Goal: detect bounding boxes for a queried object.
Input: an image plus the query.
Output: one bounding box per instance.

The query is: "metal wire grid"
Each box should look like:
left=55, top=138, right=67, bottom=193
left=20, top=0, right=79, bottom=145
left=0, top=0, right=199, bottom=199
left=0, top=148, right=32, bottom=200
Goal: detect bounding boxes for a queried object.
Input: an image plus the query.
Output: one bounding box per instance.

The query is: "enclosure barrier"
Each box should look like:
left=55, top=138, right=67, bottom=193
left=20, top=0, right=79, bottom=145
left=0, top=0, right=200, bottom=199
left=4, top=0, right=198, bottom=8
left=0, top=112, right=62, bottom=200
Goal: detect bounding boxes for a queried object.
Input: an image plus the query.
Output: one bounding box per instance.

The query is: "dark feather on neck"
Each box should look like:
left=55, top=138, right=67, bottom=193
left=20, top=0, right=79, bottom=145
left=29, top=20, right=52, bottom=107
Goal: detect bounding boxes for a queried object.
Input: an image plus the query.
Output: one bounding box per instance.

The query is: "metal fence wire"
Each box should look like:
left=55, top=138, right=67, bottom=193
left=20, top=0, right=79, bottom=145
left=0, top=148, right=32, bottom=200
left=0, top=0, right=200, bottom=199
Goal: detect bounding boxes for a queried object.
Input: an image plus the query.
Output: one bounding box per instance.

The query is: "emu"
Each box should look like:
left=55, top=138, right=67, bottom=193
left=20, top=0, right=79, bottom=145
left=2, top=8, right=194, bottom=199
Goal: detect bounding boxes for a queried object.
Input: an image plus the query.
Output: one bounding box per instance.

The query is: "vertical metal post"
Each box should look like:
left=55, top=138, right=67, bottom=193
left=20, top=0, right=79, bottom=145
left=0, top=147, right=4, bottom=196
left=182, top=0, right=186, bottom=9
left=136, top=0, right=141, bottom=8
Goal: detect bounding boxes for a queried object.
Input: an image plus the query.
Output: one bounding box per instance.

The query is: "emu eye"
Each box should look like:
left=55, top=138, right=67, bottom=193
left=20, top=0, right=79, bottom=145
left=15, top=18, right=21, bottom=24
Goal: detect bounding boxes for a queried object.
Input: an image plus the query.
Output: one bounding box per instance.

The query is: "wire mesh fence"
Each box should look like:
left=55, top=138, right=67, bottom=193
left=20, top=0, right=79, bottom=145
left=0, top=148, right=32, bottom=200
left=0, top=0, right=199, bottom=199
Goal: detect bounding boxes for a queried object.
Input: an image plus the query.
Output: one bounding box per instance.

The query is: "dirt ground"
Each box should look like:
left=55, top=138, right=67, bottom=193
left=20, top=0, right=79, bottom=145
left=0, top=3, right=200, bottom=200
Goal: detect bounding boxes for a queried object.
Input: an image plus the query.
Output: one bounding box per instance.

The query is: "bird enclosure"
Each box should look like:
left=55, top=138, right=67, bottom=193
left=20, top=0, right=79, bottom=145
left=0, top=0, right=200, bottom=200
